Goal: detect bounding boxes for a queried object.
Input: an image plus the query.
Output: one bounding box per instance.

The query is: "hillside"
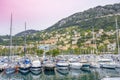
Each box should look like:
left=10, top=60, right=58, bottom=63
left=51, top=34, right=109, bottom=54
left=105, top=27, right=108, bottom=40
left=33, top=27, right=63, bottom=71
left=47, top=3, right=120, bottom=31
left=0, top=3, right=120, bottom=49
left=0, top=30, right=39, bottom=45
left=15, top=29, right=39, bottom=37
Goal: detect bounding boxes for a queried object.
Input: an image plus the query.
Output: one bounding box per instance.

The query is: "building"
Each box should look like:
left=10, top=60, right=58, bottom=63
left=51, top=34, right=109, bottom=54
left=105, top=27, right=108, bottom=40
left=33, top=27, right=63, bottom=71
left=38, top=44, right=56, bottom=51
left=39, top=38, right=58, bottom=45
left=107, top=43, right=116, bottom=51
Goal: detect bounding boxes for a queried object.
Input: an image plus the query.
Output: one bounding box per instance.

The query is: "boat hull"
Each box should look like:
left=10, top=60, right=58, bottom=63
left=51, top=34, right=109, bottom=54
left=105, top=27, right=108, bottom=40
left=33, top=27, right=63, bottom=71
left=44, top=66, right=55, bottom=71
left=56, top=66, right=69, bottom=70
left=30, top=67, right=42, bottom=75
left=100, top=64, right=116, bottom=69
left=69, top=63, right=82, bottom=69
left=5, top=68, right=15, bottom=74
left=81, top=64, right=90, bottom=69
left=19, top=67, right=30, bottom=73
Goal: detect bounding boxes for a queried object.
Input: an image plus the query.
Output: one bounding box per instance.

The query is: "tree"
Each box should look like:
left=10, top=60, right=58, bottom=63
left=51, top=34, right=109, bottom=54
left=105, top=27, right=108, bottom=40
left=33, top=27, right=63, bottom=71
left=77, top=38, right=85, bottom=47
left=46, top=49, right=60, bottom=57
left=36, top=49, right=44, bottom=56
left=52, top=49, right=60, bottom=57
left=74, top=48, right=80, bottom=55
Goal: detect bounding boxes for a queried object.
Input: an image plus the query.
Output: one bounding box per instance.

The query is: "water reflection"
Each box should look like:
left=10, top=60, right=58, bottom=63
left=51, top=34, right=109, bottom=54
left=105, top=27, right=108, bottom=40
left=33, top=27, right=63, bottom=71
left=97, top=68, right=120, bottom=78
left=56, top=69, right=69, bottom=76
left=0, top=68, right=120, bottom=80
left=1, top=72, right=24, bottom=80
left=30, top=73, right=42, bottom=80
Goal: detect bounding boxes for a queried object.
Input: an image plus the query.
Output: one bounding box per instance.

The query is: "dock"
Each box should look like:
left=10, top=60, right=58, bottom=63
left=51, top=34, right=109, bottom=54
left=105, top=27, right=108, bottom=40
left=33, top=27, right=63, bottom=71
left=101, top=77, right=120, bottom=80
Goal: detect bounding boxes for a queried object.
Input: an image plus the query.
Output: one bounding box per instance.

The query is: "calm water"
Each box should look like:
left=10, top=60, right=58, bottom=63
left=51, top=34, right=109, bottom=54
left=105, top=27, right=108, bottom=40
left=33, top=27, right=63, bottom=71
left=0, top=68, right=120, bottom=80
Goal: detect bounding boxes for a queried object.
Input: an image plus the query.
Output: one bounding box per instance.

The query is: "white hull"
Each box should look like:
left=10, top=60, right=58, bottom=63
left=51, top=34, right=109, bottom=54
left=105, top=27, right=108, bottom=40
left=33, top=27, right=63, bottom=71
left=101, top=64, right=116, bottom=69
left=30, top=60, right=42, bottom=73
left=56, top=61, right=69, bottom=70
left=5, top=68, right=15, bottom=74
left=19, top=63, right=31, bottom=73
left=19, top=69, right=29, bottom=73
left=43, top=63, right=55, bottom=70
left=101, top=77, right=120, bottom=80
left=30, top=67, right=41, bottom=71
left=90, top=62, right=100, bottom=68
left=69, top=63, right=82, bottom=69
left=116, top=64, right=120, bottom=68
left=56, top=66, right=69, bottom=70
left=98, top=59, right=117, bottom=69
left=56, top=63, right=69, bottom=67
left=4, top=63, right=16, bottom=74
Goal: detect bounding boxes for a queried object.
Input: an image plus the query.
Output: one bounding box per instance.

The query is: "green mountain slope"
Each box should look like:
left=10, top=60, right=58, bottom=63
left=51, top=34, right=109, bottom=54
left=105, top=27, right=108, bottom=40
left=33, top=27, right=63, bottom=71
left=47, top=3, right=120, bottom=31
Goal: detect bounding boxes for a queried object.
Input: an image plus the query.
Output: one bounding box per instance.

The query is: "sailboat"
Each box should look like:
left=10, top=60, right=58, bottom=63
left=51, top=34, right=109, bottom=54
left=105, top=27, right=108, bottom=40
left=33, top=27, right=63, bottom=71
left=4, top=14, right=16, bottom=74
left=90, top=26, right=100, bottom=68
left=99, top=18, right=119, bottom=69
left=115, top=17, right=120, bottom=68
left=91, top=18, right=118, bottom=69
left=19, top=22, right=31, bottom=73
left=99, top=18, right=118, bottom=69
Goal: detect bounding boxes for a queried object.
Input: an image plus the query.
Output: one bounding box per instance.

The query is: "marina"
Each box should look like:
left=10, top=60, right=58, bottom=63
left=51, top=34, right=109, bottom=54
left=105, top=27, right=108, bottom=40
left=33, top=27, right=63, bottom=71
left=0, top=54, right=120, bottom=80
left=0, top=1, right=120, bottom=80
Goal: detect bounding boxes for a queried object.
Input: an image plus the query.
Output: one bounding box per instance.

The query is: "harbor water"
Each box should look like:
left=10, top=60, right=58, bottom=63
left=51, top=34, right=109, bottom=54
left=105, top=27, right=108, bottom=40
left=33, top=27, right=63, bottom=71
left=0, top=68, right=120, bottom=80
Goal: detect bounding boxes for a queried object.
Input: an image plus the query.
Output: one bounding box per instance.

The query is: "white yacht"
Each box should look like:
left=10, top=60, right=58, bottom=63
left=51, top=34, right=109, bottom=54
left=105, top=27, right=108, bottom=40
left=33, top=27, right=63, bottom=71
left=98, top=58, right=117, bottom=69
left=69, top=58, right=82, bottom=69
left=56, top=60, right=69, bottom=70
left=43, top=60, right=55, bottom=71
left=30, top=59, right=42, bottom=74
left=90, top=61, right=100, bottom=68
left=19, top=58, right=31, bottom=73
left=90, top=55, right=101, bottom=68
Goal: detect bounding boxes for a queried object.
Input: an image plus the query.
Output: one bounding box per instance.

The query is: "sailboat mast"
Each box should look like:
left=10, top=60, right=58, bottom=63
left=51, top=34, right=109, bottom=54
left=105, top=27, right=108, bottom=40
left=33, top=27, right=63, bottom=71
left=24, top=22, right=27, bottom=56
left=115, top=17, right=119, bottom=54
left=92, top=26, right=94, bottom=54
left=10, top=14, right=13, bottom=58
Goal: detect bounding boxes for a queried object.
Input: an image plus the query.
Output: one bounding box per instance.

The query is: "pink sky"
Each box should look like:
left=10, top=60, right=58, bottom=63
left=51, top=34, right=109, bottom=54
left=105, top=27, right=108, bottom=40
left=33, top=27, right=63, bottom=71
left=0, top=0, right=120, bottom=35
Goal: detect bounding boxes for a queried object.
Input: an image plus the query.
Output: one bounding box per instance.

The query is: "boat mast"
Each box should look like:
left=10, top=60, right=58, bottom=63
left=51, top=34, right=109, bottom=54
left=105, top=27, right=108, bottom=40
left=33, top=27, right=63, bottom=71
left=92, top=26, right=95, bottom=54
left=9, top=13, right=13, bottom=60
left=92, top=26, right=97, bottom=54
left=69, top=28, right=73, bottom=54
left=24, top=22, right=27, bottom=57
left=115, top=17, right=119, bottom=54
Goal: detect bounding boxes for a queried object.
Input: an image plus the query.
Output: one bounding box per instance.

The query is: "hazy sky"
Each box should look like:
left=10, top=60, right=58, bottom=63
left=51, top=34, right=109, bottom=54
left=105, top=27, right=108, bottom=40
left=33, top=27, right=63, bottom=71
left=0, top=0, right=120, bottom=35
